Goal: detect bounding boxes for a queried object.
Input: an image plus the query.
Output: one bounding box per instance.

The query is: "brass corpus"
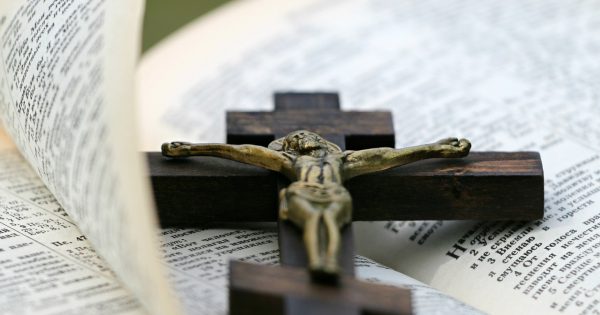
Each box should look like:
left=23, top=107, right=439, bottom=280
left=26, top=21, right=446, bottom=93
left=162, top=130, right=471, bottom=283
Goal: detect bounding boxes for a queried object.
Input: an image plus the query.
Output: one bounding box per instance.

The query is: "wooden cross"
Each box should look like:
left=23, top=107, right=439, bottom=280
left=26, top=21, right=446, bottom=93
left=147, top=92, right=544, bottom=315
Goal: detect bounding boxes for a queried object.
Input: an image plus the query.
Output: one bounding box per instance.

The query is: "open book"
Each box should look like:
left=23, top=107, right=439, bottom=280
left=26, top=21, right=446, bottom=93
left=1, top=0, right=599, bottom=314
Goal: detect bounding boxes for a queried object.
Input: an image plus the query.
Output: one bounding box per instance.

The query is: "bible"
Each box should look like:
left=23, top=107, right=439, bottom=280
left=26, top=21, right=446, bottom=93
left=0, top=0, right=599, bottom=314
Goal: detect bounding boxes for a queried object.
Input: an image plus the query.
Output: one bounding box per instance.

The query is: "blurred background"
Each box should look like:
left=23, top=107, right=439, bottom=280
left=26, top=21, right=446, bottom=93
left=142, top=0, right=230, bottom=52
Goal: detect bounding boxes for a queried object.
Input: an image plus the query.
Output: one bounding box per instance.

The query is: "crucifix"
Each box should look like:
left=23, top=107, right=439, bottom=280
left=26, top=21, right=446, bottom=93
left=148, top=92, right=544, bottom=315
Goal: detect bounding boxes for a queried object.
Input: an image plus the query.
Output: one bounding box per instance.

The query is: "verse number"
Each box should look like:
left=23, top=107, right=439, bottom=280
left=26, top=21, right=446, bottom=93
left=477, top=251, right=495, bottom=264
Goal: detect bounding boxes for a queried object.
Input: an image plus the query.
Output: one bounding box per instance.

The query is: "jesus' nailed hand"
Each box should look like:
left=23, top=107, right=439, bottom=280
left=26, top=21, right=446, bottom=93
left=162, top=130, right=471, bottom=282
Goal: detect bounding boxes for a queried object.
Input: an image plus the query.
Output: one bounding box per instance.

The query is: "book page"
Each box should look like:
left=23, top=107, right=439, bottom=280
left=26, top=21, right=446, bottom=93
left=354, top=256, right=482, bottom=315
left=0, top=1, right=180, bottom=314
left=138, top=0, right=600, bottom=314
left=0, top=130, right=143, bottom=314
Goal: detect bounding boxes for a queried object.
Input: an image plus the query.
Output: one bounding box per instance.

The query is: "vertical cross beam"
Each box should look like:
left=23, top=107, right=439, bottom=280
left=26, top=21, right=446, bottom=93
left=226, top=93, right=405, bottom=315
left=229, top=261, right=411, bottom=315
left=226, top=93, right=395, bottom=273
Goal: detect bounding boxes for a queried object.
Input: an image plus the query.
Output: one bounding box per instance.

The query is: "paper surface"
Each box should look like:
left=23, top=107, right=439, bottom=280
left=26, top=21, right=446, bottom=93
left=0, top=1, right=181, bottom=314
left=138, top=0, right=600, bottom=314
left=0, top=145, right=144, bottom=314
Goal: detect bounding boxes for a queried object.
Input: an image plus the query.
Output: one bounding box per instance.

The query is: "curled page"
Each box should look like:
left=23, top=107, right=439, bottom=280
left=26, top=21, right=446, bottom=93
left=0, top=1, right=180, bottom=314
left=0, top=131, right=143, bottom=314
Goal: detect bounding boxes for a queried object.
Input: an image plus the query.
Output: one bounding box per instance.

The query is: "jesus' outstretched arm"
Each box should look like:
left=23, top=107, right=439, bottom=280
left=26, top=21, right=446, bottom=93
left=342, top=138, right=471, bottom=180
left=162, top=142, right=294, bottom=178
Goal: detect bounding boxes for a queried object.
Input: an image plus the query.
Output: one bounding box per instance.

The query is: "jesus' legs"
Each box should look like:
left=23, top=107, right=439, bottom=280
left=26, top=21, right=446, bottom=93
left=322, top=199, right=352, bottom=273
left=285, top=196, right=323, bottom=271
left=322, top=210, right=340, bottom=273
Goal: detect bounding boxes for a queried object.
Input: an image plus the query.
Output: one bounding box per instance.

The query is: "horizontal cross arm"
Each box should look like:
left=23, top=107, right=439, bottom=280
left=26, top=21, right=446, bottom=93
left=226, top=111, right=395, bottom=149
left=148, top=153, right=279, bottom=225
left=148, top=151, right=543, bottom=226
left=348, top=151, right=543, bottom=220
left=226, top=111, right=394, bottom=136
left=229, top=261, right=411, bottom=315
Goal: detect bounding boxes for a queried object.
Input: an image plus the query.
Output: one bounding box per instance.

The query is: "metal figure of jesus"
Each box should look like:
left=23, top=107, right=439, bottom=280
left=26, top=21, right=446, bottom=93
left=162, top=130, right=471, bottom=281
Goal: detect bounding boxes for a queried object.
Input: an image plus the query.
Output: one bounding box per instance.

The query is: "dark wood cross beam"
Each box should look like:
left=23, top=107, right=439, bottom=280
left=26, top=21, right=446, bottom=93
left=147, top=92, right=544, bottom=315
left=227, top=93, right=395, bottom=150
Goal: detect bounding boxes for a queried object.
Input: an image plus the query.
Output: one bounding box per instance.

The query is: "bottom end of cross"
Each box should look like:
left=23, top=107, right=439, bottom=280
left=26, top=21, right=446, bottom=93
left=309, top=265, right=341, bottom=286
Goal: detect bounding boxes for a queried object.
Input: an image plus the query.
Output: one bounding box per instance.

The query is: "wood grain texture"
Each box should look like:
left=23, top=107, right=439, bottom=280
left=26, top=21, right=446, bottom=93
left=227, top=111, right=395, bottom=137
left=274, top=92, right=341, bottom=110
left=229, top=261, right=412, bottom=315
left=148, top=151, right=544, bottom=226
left=348, top=151, right=544, bottom=220
left=226, top=92, right=395, bottom=150
left=148, top=153, right=279, bottom=225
